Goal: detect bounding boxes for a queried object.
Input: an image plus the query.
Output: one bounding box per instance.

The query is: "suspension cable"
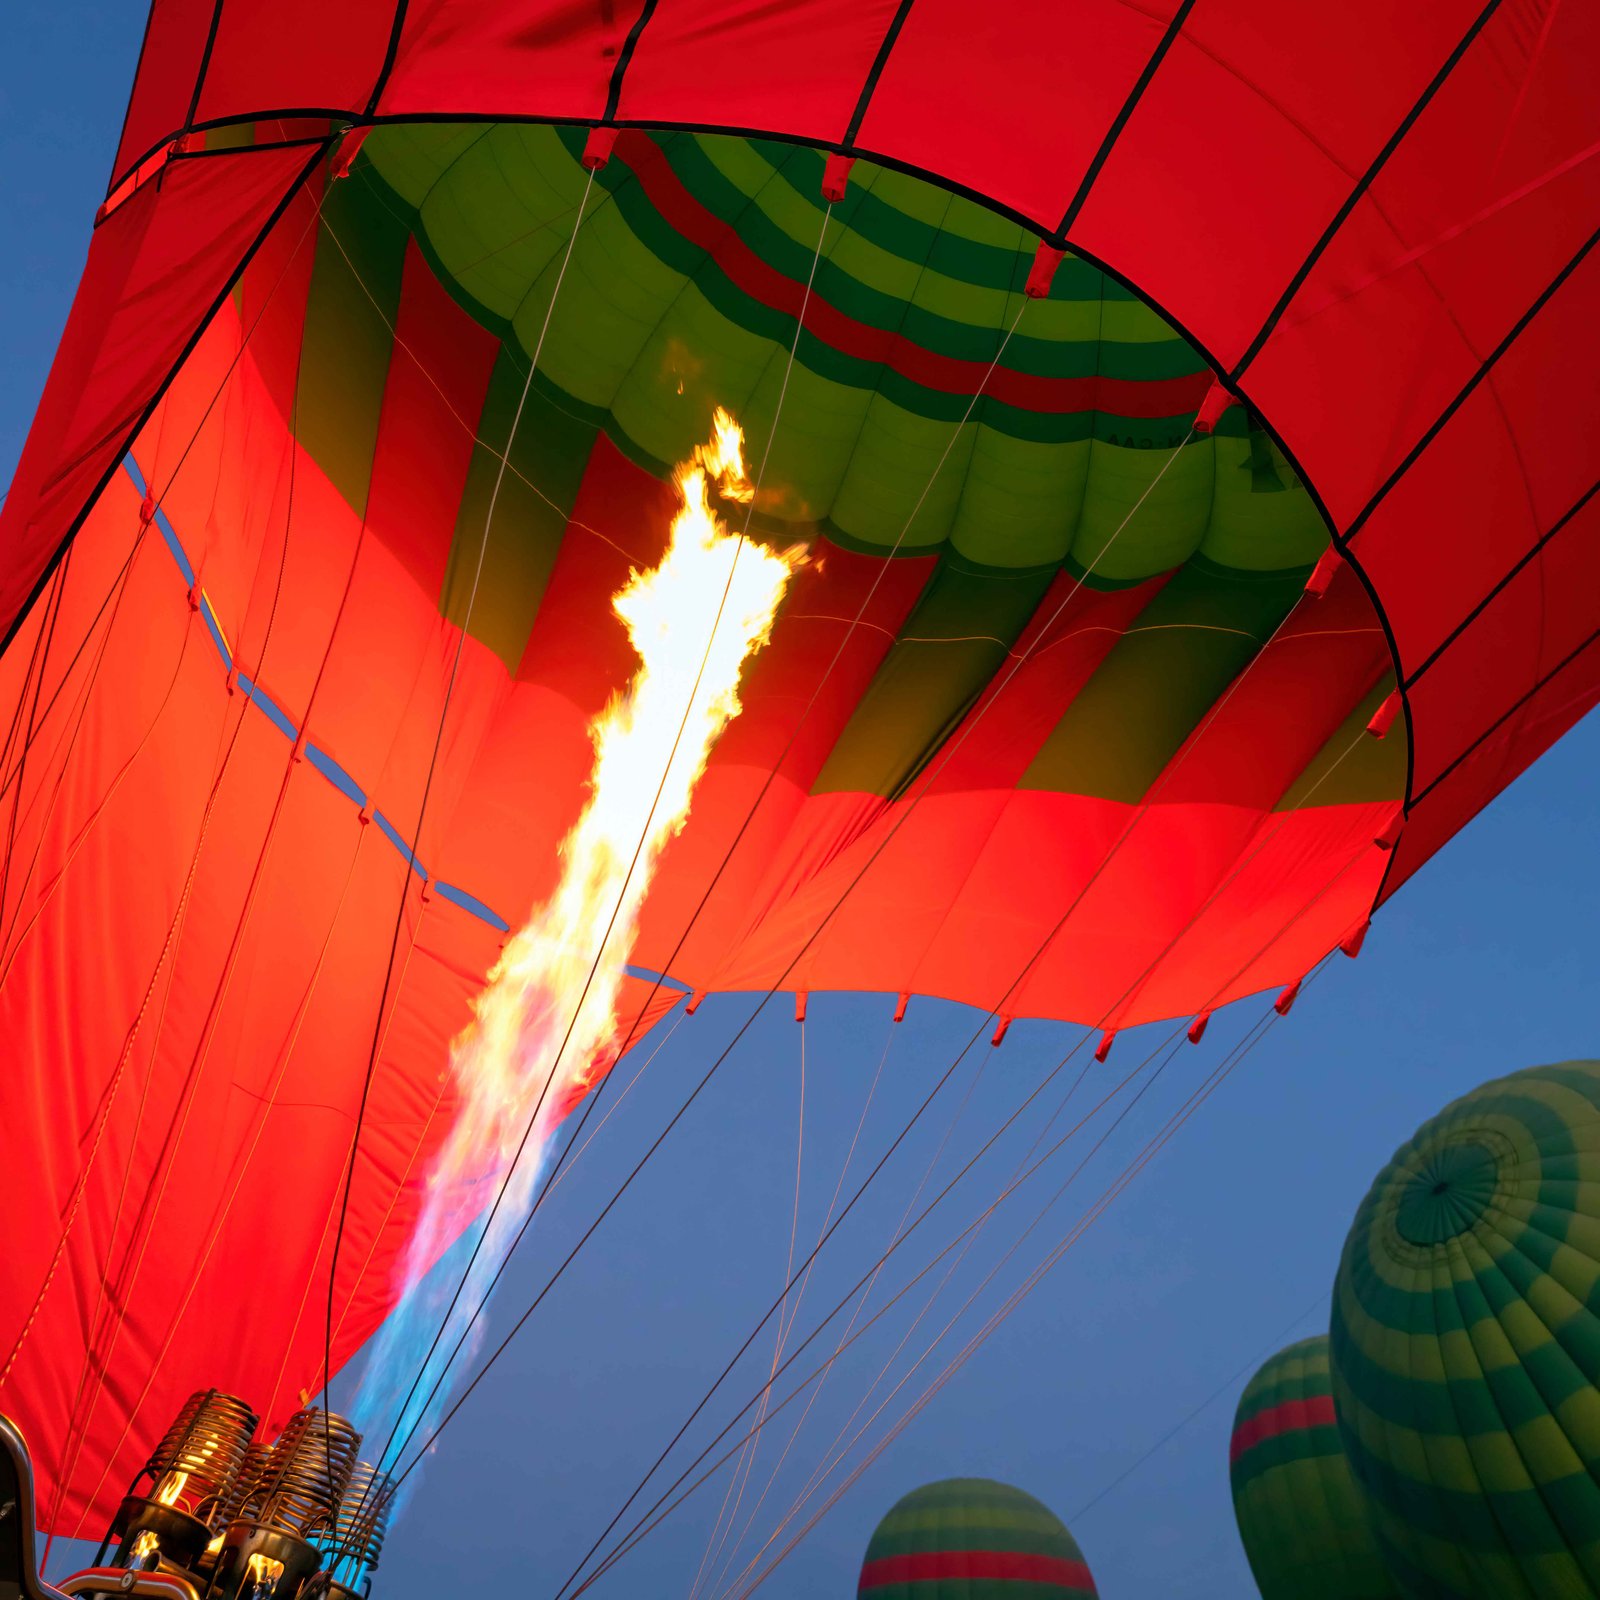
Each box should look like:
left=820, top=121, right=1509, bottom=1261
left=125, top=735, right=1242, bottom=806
left=39, top=165, right=339, bottom=1548
left=565, top=830, right=1367, bottom=1595
left=1066, top=1290, right=1328, bottom=1525
left=355, top=191, right=838, bottom=1496
left=585, top=1027, right=1192, bottom=1596
left=723, top=997, right=1307, bottom=1598
left=0, top=156, right=330, bottom=1439
left=321, top=165, right=598, bottom=1429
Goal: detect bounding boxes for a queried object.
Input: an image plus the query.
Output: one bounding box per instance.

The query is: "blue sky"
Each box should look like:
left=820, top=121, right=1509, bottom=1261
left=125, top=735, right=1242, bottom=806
left=5, top=10, right=1599, bottom=1598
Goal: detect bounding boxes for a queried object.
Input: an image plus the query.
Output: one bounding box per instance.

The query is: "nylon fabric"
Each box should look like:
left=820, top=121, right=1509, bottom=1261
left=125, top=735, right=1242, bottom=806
left=1230, top=1335, right=1401, bottom=1600
left=1330, top=1062, right=1600, bottom=1600
left=856, top=1477, right=1097, bottom=1599
left=3, top=0, right=1598, bottom=1538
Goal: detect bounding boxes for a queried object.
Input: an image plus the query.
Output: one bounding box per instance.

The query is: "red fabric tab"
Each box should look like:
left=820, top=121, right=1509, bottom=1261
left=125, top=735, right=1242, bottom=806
left=329, top=124, right=370, bottom=180
left=582, top=125, right=618, bottom=171
left=1192, top=379, right=1234, bottom=434
left=1094, top=1029, right=1116, bottom=1063
left=1340, top=918, right=1370, bottom=958
left=1187, top=1010, right=1210, bottom=1044
left=1274, top=979, right=1302, bottom=1016
left=1366, top=689, right=1402, bottom=739
left=893, top=992, right=910, bottom=1023
left=1026, top=241, right=1065, bottom=299
left=794, top=990, right=807, bottom=1022
left=1304, top=545, right=1341, bottom=598
left=990, top=1015, right=1012, bottom=1047
left=821, top=151, right=854, bottom=202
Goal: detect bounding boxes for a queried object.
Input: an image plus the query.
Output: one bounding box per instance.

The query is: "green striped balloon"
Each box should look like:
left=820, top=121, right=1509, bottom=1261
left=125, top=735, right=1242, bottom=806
left=1230, top=1335, right=1400, bottom=1599
left=857, top=1478, right=1096, bottom=1598
left=1330, top=1061, right=1600, bottom=1600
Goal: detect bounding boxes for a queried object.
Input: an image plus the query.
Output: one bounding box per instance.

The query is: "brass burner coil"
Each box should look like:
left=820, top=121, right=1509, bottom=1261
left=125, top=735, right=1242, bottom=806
left=145, top=1390, right=259, bottom=1508
left=322, top=1460, right=391, bottom=1575
left=209, top=1438, right=271, bottom=1530
left=241, top=1409, right=361, bottom=1539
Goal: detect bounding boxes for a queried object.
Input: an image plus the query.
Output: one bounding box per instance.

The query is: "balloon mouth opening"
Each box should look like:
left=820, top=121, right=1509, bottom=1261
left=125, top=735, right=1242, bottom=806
left=1393, top=1140, right=1500, bottom=1246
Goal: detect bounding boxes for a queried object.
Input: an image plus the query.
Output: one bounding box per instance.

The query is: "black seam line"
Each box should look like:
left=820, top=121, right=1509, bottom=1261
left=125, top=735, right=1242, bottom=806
left=1050, top=0, right=1200, bottom=243
left=841, top=0, right=917, bottom=150
left=1403, top=475, right=1600, bottom=691
left=1345, top=216, right=1600, bottom=543
left=1318, top=518, right=1420, bottom=889
left=74, top=109, right=1345, bottom=638
left=105, top=1, right=160, bottom=200
left=366, top=0, right=412, bottom=118
left=1229, top=0, right=1504, bottom=383
left=105, top=106, right=1106, bottom=245
left=89, top=108, right=1368, bottom=692
left=169, top=136, right=332, bottom=160
left=112, top=113, right=366, bottom=195
left=0, top=140, right=332, bottom=662
left=602, top=0, right=663, bottom=125
left=1411, top=621, right=1600, bottom=809
left=182, top=0, right=230, bottom=132
left=96, top=136, right=333, bottom=232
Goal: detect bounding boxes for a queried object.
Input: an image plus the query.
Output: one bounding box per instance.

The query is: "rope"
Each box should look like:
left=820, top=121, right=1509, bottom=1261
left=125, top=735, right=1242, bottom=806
left=1067, top=1291, right=1328, bottom=1524
left=0, top=164, right=327, bottom=1408
left=569, top=825, right=1368, bottom=1593
left=356, top=191, right=837, bottom=1498
left=723, top=1043, right=1100, bottom=1588
left=58, top=236, right=326, bottom=1534
left=722, top=997, right=1306, bottom=1598
left=583, top=1030, right=1186, bottom=1596
left=719, top=924, right=1354, bottom=1591
left=703, top=1017, right=905, bottom=1591
left=689, top=1010, right=808, bottom=1600
left=0, top=172, right=326, bottom=1414
left=320, top=165, right=597, bottom=1434
left=394, top=604, right=1384, bottom=1600
left=0, top=554, right=70, bottom=936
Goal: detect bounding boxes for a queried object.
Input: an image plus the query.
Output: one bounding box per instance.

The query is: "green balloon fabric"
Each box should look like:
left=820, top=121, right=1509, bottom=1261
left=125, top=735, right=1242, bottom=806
left=1331, top=1062, right=1600, bottom=1600
left=857, top=1478, right=1097, bottom=1598
left=1230, top=1335, right=1400, bottom=1599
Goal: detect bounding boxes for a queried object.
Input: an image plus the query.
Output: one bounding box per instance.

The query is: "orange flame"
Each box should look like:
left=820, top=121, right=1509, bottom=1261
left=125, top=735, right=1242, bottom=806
left=386, top=408, right=797, bottom=1344
left=154, top=1470, right=189, bottom=1508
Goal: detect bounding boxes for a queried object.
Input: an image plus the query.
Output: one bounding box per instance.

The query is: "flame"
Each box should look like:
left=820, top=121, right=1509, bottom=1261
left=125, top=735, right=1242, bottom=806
left=353, top=407, right=797, bottom=1477
left=154, top=1470, right=189, bottom=1508
left=446, top=402, right=787, bottom=1153
left=129, top=1531, right=160, bottom=1565
left=245, top=1554, right=285, bottom=1597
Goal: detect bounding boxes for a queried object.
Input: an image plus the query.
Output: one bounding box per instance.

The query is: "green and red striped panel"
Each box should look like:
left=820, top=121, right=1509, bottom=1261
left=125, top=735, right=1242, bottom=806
left=273, top=123, right=1396, bottom=815
left=362, top=121, right=1327, bottom=578
left=1331, top=1063, right=1600, bottom=1600
left=858, top=1478, right=1096, bottom=1599
left=1231, top=1336, right=1399, bottom=1600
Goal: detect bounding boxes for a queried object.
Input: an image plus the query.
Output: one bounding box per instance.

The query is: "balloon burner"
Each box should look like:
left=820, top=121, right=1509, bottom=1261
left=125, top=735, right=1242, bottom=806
left=73, top=1396, right=391, bottom=1600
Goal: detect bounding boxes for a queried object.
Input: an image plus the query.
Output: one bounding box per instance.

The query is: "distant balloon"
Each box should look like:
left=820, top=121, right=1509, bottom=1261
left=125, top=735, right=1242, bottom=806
left=1230, top=1335, right=1398, bottom=1600
left=857, top=1477, right=1096, bottom=1598
left=1331, top=1062, right=1600, bottom=1600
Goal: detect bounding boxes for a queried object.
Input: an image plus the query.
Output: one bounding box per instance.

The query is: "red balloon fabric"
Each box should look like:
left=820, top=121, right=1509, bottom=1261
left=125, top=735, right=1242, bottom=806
left=1, top=0, right=1597, bottom=1537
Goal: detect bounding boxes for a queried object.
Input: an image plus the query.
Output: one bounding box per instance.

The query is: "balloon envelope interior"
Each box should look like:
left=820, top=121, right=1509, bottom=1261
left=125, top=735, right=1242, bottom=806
left=0, top=117, right=1403, bottom=1534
